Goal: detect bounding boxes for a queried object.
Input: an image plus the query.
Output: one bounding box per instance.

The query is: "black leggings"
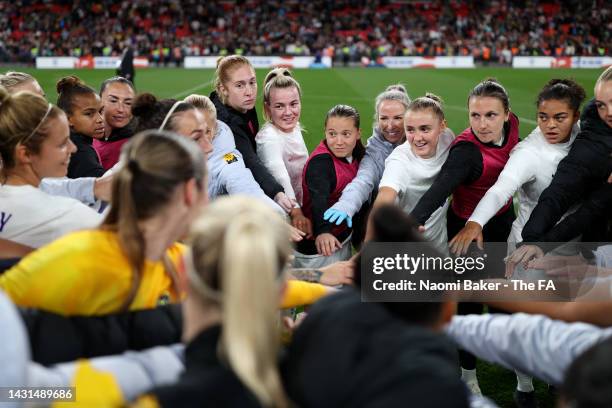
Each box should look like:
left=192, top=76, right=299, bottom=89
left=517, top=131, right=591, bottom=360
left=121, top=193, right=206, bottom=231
left=447, top=206, right=515, bottom=370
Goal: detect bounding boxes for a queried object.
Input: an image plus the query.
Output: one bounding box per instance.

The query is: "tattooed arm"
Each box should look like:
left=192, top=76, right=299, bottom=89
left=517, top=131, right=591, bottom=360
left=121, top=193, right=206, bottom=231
left=289, top=261, right=354, bottom=286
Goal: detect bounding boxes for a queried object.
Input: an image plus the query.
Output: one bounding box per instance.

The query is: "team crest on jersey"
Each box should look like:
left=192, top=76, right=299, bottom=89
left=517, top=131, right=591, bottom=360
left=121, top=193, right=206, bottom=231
left=223, top=153, right=238, bottom=164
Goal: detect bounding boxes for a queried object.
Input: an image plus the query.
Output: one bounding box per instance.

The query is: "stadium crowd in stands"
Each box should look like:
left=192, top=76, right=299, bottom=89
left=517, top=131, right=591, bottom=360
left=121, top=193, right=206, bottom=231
left=0, top=0, right=610, bottom=65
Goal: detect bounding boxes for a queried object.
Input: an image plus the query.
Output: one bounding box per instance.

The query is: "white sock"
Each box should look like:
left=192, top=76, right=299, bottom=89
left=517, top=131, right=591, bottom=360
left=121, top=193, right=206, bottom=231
left=461, top=368, right=478, bottom=384
left=516, top=371, right=534, bottom=392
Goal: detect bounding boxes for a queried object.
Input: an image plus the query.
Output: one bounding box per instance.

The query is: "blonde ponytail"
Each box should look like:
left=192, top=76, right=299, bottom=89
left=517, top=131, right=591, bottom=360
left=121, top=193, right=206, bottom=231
left=222, top=215, right=288, bottom=408
left=188, top=197, right=291, bottom=407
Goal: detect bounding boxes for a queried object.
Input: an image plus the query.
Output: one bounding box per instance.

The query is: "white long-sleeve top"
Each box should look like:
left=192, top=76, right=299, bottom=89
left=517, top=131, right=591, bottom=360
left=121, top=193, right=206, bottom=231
left=0, top=184, right=102, bottom=248
left=255, top=122, right=309, bottom=205
left=379, top=129, right=454, bottom=254
left=446, top=313, right=612, bottom=386
left=469, top=124, right=579, bottom=243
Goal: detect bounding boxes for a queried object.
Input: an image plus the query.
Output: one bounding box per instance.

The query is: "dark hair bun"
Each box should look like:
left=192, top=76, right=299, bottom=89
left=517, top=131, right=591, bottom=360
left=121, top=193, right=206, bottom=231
left=537, top=78, right=586, bottom=111
left=56, top=75, right=84, bottom=94
left=549, top=78, right=572, bottom=87
left=132, top=93, right=159, bottom=117
left=548, top=79, right=586, bottom=102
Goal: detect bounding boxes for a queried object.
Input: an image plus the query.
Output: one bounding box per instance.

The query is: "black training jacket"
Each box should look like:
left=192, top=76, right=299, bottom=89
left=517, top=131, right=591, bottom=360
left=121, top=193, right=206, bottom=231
left=522, top=99, right=612, bottom=242
left=67, top=132, right=105, bottom=178
left=20, top=304, right=182, bottom=365
left=210, top=91, right=284, bottom=199
left=283, top=289, right=470, bottom=408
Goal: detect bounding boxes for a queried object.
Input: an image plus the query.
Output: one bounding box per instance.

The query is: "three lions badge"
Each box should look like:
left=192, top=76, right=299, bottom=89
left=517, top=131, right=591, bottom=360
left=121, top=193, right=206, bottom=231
left=223, top=153, right=238, bottom=164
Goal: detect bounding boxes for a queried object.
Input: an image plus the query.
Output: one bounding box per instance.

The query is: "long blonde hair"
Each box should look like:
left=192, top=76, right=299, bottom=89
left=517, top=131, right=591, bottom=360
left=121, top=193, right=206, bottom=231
left=102, top=130, right=207, bottom=310
left=188, top=196, right=291, bottom=407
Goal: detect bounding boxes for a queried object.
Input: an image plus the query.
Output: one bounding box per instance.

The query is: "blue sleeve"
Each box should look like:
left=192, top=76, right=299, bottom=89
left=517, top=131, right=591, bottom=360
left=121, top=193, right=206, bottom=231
left=28, top=345, right=185, bottom=402
left=39, top=178, right=96, bottom=205
left=217, top=152, right=285, bottom=214
left=330, top=148, right=383, bottom=217
left=215, top=119, right=284, bottom=199
left=0, top=292, right=29, bottom=388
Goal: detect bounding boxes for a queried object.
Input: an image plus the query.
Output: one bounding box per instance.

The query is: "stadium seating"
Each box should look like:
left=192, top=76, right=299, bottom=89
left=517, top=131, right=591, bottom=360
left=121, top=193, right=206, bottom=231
left=0, top=0, right=609, bottom=64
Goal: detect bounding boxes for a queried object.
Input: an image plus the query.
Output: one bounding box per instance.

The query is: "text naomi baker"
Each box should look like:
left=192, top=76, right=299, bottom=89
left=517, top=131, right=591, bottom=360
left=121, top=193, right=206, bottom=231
left=372, top=279, right=505, bottom=291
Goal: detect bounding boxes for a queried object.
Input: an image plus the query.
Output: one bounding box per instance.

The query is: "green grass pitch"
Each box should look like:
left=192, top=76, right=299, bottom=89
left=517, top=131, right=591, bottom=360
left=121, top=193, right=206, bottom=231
left=15, top=67, right=601, bottom=150
left=12, top=66, right=604, bottom=407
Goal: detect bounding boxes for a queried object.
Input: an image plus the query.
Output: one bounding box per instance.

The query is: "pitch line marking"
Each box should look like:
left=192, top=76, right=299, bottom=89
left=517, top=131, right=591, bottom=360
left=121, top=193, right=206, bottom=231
left=171, top=79, right=215, bottom=99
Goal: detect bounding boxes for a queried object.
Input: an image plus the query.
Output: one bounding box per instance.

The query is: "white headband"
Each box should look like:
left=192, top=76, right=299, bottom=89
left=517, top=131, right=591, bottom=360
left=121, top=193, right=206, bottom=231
left=23, top=103, right=53, bottom=144
left=159, top=101, right=185, bottom=131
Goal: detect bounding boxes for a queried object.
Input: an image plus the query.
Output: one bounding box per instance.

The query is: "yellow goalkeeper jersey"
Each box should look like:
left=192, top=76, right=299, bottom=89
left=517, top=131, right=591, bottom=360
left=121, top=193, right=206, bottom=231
left=0, top=229, right=329, bottom=316
left=0, top=230, right=185, bottom=315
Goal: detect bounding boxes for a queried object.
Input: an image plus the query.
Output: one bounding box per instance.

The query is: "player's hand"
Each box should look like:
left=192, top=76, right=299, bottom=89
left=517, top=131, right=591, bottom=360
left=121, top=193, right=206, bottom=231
left=323, top=208, right=352, bottom=228
left=319, top=261, right=354, bottom=286
left=94, top=172, right=113, bottom=202
left=315, top=233, right=342, bottom=256
left=504, top=245, right=544, bottom=278
left=289, top=225, right=306, bottom=242
left=449, top=221, right=484, bottom=256
left=274, top=192, right=294, bottom=213
left=291, top=208, right=313, bottom=238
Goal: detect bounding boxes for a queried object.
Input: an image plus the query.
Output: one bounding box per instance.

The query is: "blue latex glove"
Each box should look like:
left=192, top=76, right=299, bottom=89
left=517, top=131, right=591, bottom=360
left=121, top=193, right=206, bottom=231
left=323, top=208, right=352, bottom=228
